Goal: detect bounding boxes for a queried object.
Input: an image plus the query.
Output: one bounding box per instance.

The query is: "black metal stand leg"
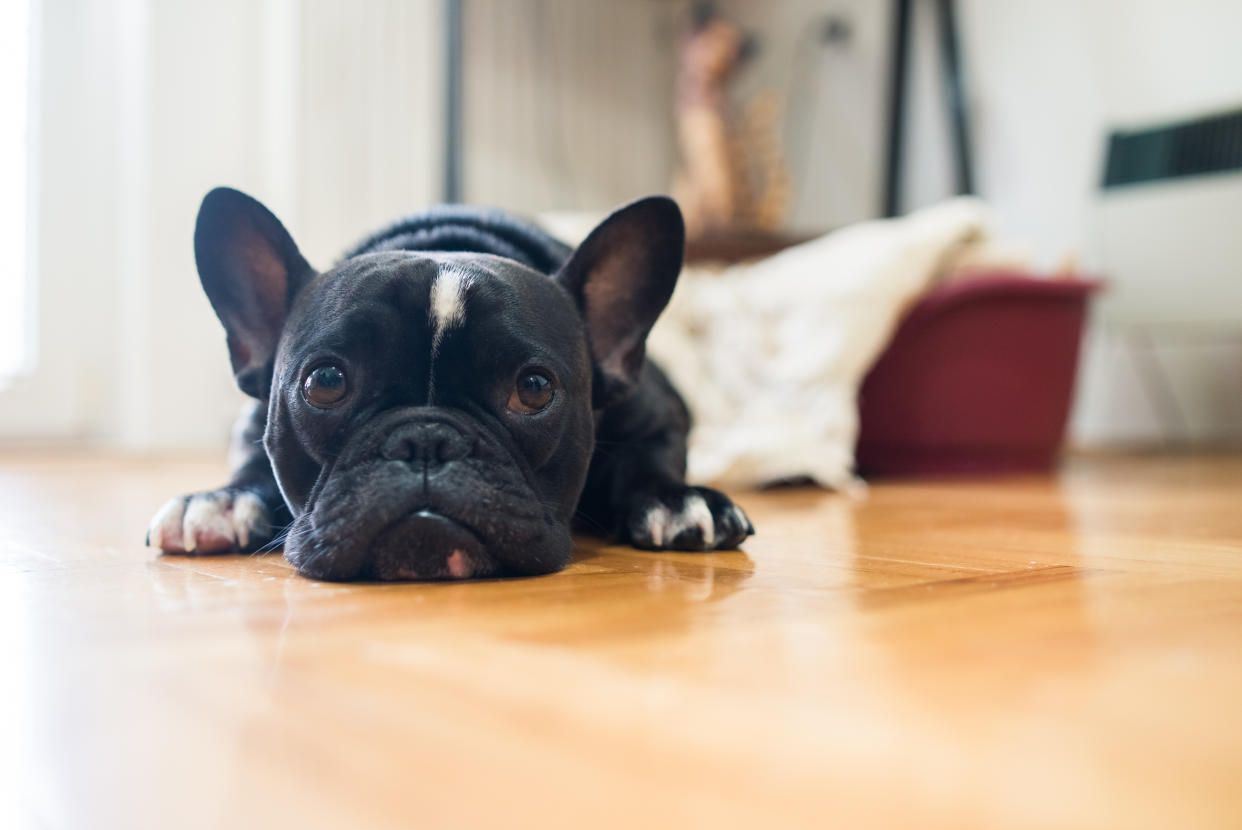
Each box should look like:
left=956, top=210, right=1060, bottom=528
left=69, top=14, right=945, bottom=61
left=444, top=0, right=464, bottom=203
left=936, top=0, right=974, bottom=195
left=883, top=0, right=913, bottom=218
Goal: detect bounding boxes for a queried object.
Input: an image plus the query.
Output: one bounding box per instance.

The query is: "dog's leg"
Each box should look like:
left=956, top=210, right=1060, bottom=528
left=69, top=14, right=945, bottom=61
left=578, top=364, right=754, bottom=552
left=146, top=401, right=290, bottom=554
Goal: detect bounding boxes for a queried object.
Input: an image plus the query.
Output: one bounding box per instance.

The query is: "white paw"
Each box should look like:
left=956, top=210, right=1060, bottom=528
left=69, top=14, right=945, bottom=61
left=642, top=493, right=715, bottom=548
left=626, top=486, right=754, bottom=551
left=147, top=489, right=273, bottom=554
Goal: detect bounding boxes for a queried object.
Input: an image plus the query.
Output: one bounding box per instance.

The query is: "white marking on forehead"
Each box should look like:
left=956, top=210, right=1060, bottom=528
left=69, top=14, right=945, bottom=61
left=429, top=268, right=472, bottom=353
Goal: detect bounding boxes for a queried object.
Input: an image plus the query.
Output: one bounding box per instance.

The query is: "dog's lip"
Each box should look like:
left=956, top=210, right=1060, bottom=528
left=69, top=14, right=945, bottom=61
left=407, top=509, right=474, bottom=534
left=369, top=508, right=495, bottom=580
left=368, top=505, right=477, bottom=539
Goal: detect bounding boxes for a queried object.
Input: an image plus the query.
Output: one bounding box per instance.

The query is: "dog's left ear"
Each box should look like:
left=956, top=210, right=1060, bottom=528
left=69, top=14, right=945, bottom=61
left=556, top=196, right=685, bottom=406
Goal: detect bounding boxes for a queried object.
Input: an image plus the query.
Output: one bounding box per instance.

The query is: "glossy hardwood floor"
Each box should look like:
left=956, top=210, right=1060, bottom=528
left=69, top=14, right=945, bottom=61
left=1, top=448, right=1240, bottom=829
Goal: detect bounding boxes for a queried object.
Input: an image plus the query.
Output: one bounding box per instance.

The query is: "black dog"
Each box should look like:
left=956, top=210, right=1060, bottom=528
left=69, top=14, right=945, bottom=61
left=147, top=188, right=753, bottom=580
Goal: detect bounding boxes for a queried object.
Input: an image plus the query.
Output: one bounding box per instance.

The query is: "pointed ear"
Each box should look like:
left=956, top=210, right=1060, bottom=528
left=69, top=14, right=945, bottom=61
left=556, top=196, right=685, bottom=404
left=194, top=187, right=314, bottom=398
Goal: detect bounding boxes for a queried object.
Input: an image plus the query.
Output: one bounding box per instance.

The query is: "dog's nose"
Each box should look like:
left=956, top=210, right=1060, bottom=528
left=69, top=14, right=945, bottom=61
left=380, top=421, right=471, bottom=465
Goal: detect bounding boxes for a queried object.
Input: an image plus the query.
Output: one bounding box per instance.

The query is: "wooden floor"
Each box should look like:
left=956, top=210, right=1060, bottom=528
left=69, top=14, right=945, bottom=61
left=1, top=449, right=1240, bottom=829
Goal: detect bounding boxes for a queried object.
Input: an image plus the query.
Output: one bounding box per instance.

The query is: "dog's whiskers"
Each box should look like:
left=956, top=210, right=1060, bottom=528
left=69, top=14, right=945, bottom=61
left=256, top=522, right=305, bottom=554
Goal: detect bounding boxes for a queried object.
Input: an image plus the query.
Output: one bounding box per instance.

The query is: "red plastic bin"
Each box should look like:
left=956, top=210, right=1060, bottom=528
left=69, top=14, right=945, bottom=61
left=855, top=273, right=1102, bottom=477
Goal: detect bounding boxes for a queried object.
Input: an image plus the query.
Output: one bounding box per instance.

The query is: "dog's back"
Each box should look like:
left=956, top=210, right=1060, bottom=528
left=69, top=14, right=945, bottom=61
left=341, top=205, right=571, bottom=275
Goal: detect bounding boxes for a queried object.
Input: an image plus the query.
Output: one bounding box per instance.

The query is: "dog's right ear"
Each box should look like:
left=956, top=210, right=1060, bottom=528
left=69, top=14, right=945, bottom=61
left=194, top=187, right=315, bottom=398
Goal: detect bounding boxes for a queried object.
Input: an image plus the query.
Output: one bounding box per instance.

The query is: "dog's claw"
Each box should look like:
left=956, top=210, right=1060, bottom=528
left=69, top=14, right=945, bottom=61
left=147, top=489, right=273, bottom=554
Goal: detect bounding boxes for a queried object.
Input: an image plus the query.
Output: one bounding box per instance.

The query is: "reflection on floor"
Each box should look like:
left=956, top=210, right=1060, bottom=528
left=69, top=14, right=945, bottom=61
left=1, top=449, right=1240, bottom=829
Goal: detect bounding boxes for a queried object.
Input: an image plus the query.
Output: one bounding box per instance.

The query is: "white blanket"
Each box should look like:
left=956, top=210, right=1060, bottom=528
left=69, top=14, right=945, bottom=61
left=542, top=198, right=992, bottom=489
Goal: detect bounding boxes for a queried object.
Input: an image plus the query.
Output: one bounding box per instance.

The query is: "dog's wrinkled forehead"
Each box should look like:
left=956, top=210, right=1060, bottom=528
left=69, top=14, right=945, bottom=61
left=278, top=250, right=586, bottom=379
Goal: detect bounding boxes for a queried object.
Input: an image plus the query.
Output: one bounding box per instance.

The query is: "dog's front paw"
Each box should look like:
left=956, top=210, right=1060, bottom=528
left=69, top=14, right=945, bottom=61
left=624, top=485, right=754, bottom=552
left=146, top=488, right=274, bottom=554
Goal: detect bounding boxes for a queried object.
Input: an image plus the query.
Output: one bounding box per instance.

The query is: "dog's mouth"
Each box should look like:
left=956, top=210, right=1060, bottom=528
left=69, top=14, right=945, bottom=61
left=359, top=509, right=498, bottom=581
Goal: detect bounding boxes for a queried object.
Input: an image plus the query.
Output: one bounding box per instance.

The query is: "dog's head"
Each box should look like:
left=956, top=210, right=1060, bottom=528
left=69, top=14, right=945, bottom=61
left=195, top=188, right=683, bottom=580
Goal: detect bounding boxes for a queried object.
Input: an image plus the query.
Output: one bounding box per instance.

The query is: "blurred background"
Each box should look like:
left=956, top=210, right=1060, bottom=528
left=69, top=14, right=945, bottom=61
left=1, top=0, right=1240, bottom=458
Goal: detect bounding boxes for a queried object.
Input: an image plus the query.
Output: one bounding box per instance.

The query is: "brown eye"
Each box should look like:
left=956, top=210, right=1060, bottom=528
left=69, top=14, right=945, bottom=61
left=302, top=364, right=348, bottom=409
left=508, top=370, right=554, bottom=414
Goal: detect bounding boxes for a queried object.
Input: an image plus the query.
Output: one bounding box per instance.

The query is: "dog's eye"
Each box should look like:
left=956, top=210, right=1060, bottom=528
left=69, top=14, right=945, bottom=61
left=508, top=370, right=554, bottom=414
left=302, top=364, right=348, bottom=409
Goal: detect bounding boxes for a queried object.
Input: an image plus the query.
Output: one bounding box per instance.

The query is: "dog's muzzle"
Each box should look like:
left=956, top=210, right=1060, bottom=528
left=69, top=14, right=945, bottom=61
left=360, top=417, right=495, bottom=580
left=285, top=409, right=557, bottom=581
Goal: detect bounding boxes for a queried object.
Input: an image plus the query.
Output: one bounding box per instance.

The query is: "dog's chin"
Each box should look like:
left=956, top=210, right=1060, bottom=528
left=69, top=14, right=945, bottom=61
left=360, top=510, right=499, bottom=581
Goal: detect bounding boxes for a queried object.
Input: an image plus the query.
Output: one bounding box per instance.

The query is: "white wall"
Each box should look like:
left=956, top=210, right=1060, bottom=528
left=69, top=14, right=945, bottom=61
left=696, top=0, right=1242, bottom=446
left=5, top=0, right=1239, bottom=449
left=0, top=0, right=444, bottom=450
left=952, top=0, right=1242, bottom=445
left=2, top=0, right=678, bottom=449
left=462, top=0, right=681, bottom=214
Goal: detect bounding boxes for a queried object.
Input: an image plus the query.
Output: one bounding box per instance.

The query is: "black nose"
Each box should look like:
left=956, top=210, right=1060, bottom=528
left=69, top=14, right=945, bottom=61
left=380, top=421, right=471, bottom=465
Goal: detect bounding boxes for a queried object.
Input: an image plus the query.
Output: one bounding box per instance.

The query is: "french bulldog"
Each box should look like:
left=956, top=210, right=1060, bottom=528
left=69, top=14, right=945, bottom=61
left=146, top=188, right=753, bottom=580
